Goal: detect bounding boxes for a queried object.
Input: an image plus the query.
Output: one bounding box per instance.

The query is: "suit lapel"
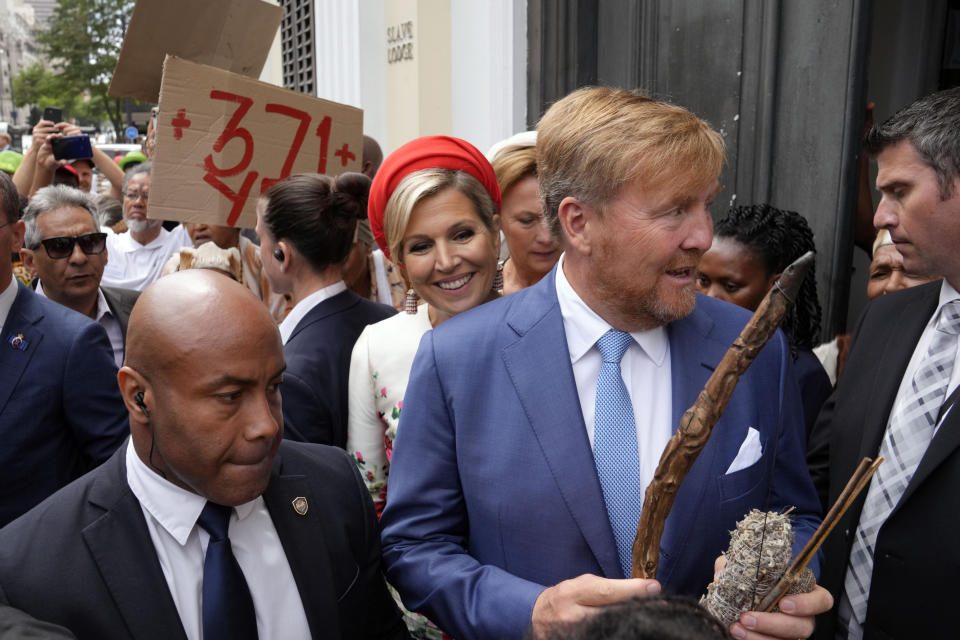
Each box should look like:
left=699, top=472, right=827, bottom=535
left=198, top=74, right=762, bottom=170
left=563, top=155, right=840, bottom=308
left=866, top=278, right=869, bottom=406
left=501, top=270, right=621, bottom=577
left=855, top=290, right=937, bottom=464
left=658, top=301, right=726, bottom=583
left=101, top=286, right=138, bottom=339
left=898, top=287, right=960, bottom=505
left=81, top=449, right=187, bottom=640
left=0, top=284, right=44, bottom=415
left=263, top=452, right=340, bottom=639
left=667, top=302, right=722, bottom=432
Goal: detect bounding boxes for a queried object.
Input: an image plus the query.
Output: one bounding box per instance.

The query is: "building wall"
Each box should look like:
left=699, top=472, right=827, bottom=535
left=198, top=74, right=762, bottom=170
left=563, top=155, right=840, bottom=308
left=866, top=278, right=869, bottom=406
left=259, top=0, right=285, bottom=88
left=0, top=0, right=40, bottom=126
left=349, top=0, right=527, bottom=156
left=527, top=0, right=871, bottom=336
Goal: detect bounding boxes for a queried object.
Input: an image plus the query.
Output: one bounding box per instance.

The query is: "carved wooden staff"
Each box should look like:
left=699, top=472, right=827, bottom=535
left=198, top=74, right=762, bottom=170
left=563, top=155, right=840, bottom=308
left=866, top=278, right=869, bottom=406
left=631, top=251, right=815, bottom=579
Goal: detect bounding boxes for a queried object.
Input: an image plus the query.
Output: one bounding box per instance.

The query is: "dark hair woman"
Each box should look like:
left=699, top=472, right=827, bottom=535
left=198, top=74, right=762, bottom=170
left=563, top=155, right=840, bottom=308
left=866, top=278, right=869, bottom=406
left=256, top=172, right=396, bottom=448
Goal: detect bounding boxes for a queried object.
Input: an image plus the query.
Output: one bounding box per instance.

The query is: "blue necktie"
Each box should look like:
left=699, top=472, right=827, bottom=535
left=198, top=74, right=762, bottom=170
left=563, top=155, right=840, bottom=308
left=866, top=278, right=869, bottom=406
left=196, top=502, right=259, bottom=640
left=593, top=329, right=643, bottom=578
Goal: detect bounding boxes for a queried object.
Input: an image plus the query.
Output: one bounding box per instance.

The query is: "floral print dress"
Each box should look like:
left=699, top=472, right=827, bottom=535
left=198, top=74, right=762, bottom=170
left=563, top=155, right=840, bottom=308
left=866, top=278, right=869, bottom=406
left=346, top=307, right=449, bottom=640
left=347, top=307, right=432, bottom=514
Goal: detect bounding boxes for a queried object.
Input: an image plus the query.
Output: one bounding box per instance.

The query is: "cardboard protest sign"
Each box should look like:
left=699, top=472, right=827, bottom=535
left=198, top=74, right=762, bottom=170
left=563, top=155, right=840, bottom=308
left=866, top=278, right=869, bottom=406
left=150, top=56, right=363, bottom=229
left=109, top=0, right=282, bottom=104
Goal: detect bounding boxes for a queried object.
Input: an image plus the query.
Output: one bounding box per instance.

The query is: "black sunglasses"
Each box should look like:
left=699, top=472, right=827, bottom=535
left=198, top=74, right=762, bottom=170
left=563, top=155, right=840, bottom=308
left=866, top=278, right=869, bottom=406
left=36, top=232, right=108, bottom=259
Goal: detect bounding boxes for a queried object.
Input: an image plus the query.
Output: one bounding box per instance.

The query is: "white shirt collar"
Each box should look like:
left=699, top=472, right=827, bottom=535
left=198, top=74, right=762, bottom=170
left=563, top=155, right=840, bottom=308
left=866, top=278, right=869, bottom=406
left=0, top=273, right=18, bottom=334
left=554, top=253, right=668, bottom=366
left=278, top=280, right=348, bottom=344
left=95, top=287, right=114, bottom=323
left=35, top=281, right=114, bottom=322
left=125, top=440, right=258, bottom=546
left=116, top=227, right=171, bottom=253
left=937, top=279, right=960, bottom=310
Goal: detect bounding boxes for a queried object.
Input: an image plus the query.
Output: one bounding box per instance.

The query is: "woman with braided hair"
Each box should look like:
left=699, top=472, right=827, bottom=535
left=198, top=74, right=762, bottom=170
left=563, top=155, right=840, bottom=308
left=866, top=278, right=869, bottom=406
left=696, top=204, right=832, bottom=438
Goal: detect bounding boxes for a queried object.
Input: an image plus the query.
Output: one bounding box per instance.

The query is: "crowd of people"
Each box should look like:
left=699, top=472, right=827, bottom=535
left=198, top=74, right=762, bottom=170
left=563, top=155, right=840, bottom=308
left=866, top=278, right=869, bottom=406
left=0, top=82, right=957, bottom=640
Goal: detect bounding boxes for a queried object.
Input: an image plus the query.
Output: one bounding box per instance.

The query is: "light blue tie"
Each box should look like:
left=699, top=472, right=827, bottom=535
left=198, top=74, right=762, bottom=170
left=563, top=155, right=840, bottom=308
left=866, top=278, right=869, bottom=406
left=593, top=329, right=643, bottom=578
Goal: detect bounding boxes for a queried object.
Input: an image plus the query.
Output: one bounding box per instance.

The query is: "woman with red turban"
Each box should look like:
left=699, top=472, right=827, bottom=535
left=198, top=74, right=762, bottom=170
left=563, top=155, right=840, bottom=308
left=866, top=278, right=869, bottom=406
left=346, top=136, right=502, bottom=638
left=348, top=135, right=502, bottom=507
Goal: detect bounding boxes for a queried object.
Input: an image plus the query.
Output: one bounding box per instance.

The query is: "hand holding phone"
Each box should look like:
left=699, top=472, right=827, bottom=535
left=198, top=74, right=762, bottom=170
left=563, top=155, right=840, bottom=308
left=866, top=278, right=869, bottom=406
left=42, top=107, right=63, bottom=124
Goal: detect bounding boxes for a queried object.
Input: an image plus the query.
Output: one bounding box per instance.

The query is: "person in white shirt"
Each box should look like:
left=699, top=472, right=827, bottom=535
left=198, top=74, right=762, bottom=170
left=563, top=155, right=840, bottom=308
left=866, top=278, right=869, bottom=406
left=19, top=185, right=139, bottom=367
left=101, top=162, right=188, bottom=290
left=0, top=270, right=410, bottom=640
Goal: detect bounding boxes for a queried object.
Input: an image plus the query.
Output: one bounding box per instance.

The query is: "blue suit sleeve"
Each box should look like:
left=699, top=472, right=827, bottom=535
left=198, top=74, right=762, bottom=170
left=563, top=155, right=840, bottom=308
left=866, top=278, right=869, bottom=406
left=63, top=321, right=127, bottom=468
left=380, top=331, right=545, bottom=640
left=770, top=334, right=823, bottom=577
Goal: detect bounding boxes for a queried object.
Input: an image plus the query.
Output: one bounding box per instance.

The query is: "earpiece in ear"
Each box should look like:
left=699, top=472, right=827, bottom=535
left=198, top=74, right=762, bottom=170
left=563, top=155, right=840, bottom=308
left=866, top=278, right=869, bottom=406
left=273, top=248, right=285, bottom=261
left=135, top=391, right=145, bottom=409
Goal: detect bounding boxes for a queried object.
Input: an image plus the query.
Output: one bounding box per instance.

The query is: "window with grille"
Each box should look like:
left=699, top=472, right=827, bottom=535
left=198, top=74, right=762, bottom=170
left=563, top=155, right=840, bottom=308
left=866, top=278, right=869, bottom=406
left=280, top=0, right=316, bottom=94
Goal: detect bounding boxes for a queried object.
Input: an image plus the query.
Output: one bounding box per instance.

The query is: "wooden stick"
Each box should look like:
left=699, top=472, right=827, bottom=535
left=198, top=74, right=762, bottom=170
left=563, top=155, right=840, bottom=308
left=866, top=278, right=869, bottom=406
left=756, top=456, right=884, bottom=611
left=631, top=251, right=815, bottom=578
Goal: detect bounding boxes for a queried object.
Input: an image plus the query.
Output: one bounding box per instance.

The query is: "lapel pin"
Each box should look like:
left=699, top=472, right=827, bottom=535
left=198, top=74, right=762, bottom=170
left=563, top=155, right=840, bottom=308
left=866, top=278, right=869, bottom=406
left=8, top=333, right=27, bottom=351
left=291, top=496, right=308, bottom=516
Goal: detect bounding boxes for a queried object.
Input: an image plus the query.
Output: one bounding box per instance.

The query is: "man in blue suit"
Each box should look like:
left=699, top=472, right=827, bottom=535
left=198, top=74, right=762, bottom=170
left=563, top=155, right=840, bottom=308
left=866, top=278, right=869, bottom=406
left=380, top=88, right=832, bottom=640
left=0, top=172, right=127, bottom=526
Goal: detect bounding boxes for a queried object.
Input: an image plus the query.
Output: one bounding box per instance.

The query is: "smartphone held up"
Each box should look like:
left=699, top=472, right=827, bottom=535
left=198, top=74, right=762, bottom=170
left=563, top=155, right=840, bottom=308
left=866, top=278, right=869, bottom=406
left=51, top=135, right=93, bottom=161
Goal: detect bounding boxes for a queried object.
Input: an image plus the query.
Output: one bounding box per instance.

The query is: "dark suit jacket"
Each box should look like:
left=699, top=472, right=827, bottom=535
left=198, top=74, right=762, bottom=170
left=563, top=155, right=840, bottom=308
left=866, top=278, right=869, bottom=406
left=0, top=440, right=410, bottom=640
left=0, top=283, right=127, bottom=526
left=30, top=281, right=139, bottom=359
left=0, top=603, right=77, bottom=639
left=101, top=286, right=140, bottom=340
left=283, top=289, right=396, bottom=448
left=809, top=281, right=959, bottom=639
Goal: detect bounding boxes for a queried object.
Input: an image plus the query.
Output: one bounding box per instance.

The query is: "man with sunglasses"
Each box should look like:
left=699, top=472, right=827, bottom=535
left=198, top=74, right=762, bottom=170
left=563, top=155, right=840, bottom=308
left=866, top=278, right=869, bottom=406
left=20, top=185, right=140, bottom=367
left=0, top=173, right=127, bottom=527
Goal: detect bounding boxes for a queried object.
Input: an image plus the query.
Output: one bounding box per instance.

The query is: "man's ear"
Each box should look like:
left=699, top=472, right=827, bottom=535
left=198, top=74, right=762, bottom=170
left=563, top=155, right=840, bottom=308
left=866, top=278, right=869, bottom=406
left=10, top=220, right=24, bottom=254
left=557, top=196, right=593, bottom=256
left=19, top=247, right=38, bottom=277
left=768, top=271, right=783, bottom=290
left=117, top=366, right=150, bottom=425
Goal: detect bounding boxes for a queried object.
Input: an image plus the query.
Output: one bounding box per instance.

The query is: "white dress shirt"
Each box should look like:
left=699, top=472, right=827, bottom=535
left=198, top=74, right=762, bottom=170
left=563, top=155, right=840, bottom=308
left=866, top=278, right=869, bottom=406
left=101, top=227, right=189, bottom=291
left=0, top=273, right=18, bottom=334
left=36, top=282, right=124, bottom=367
left=279, top=280, right=348, bottom=344
left=890, top=279, right=960, bottom=427
left=555, top=254, right=673, bottom=508
left=125, top=441, right=311, bottom=640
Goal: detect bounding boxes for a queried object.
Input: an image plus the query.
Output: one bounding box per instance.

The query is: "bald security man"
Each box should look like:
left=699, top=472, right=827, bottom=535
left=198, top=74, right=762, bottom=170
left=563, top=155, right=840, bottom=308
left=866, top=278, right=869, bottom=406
left=0, top=270, right=409, bottom=640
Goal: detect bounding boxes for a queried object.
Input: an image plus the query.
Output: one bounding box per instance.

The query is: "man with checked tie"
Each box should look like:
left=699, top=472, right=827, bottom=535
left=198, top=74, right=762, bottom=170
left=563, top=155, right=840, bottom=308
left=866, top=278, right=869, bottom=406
left=379, top=87, right=831, bottom=640
left=810, top=87, right=960, bottom=639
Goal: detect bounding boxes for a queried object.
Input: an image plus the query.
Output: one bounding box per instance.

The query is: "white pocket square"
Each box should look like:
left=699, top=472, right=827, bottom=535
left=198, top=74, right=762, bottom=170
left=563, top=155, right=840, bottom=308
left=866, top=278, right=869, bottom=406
left=726, top=427, right=763, bottom=474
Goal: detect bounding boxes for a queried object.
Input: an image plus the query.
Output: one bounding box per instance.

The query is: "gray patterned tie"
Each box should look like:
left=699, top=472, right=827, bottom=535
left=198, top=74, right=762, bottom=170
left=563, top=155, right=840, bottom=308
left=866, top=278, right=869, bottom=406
left=841, top=299, right=960, bottom=638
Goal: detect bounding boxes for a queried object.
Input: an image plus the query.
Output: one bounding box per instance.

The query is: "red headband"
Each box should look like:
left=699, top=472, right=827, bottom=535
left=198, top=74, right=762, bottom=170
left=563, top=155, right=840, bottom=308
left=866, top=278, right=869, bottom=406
left=367, top=135, right=501, bottom=262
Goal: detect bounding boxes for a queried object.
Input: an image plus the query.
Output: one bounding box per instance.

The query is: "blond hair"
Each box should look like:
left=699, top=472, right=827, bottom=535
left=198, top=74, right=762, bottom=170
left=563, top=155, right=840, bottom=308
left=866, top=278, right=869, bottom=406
left=383, top=168, right=498, bottom=263
left=537, top=86, right=725, bottom=237
left=492, top=146, right=538, bottom=200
